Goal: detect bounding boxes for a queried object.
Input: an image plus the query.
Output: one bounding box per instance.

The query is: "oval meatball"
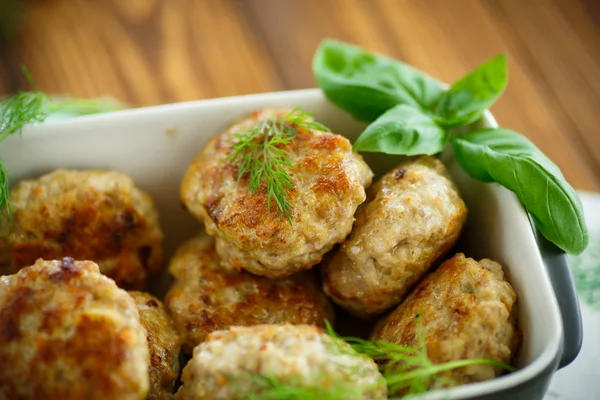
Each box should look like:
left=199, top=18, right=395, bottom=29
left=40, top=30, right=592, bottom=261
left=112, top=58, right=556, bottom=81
left=130, top=291, right=181, bottom=400
left=174, top=324, right=386, bottom=400
left=165, top=230, right=334, bottom=354
left=0, top=258, right=149, bottom=400
left=0, top=169, right=165, bottom=289
left=372, top=253, right=520, bottom=390
left=321, top=156, right=467, bottom=318
left=181, top=109, right=373, bottom=278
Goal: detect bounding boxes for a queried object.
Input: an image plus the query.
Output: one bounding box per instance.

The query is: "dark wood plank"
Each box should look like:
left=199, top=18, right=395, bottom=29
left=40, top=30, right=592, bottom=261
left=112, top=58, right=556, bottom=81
left=1, top=0, right=281, bottom=105
left=243, top=0, right=397, bottom=89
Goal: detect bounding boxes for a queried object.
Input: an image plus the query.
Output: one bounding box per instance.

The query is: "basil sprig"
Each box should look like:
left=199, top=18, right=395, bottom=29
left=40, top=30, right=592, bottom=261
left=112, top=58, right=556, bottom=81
left=313, top=39, right=443, bottom=122
left=353, top=105, right=448, bottom=156
left=435, top=54, right=508, bottom=127
left=313, top=40, right=588, bottom=255
left=453, top=129, right=588, bottom=254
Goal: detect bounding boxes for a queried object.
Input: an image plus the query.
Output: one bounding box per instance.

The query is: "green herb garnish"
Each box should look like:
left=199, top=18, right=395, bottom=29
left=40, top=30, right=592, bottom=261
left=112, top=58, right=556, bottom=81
left=226, top=327, right=385, bottom=400
left=570, top=225, right=600, bottom=308
left=313, top=39, right=588, bottom=255
left=225, top=108, right=330, bottom=223
left=226, top=320, right=513, bottom=399
left=240, top=374, right=374, bottom=400
left=0, top=67, right=125, bottom=221
left=325, top=321, right=514, bottom=396
left=0, top=91, right=45, bottom=221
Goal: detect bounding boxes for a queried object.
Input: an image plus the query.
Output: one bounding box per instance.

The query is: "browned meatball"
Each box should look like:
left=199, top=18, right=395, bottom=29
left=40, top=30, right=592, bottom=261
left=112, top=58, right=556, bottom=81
left=175, top=324, right=387, bottom=400
left=372, top=253, right=520, bottom=391
left=321, top=157, right=467, bottom=318
left=181, top=109, right=373, bottom=278
left=0, top=170, right=165, bottom=289
left=130, top=292, right=181, bottom=400
left=165, top=230, right=335, bottom=354
left=0, top=258, right=149, bottom=400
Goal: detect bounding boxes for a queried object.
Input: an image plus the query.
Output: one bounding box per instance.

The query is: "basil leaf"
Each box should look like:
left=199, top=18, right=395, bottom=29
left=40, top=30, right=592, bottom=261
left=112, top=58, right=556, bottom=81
left=452, top=128, right=588, bottom=255
left=353, top=105, right=448, bottom=155
left=435, top=54, right=508, bottom=127
left=313, top=39, right=444, bottom=122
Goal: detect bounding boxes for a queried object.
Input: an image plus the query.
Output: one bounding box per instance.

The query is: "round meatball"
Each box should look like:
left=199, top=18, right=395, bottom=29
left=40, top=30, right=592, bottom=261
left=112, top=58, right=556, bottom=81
left=130, top=291, right=181, bottom=400
left=321, top=156, right=467, bottom=318
left=372, top=253, right=520, bottom=391
left=0, top=169, right=165, bottom=289
left=174, top=324, right=386, bottom=400
left=181, top=109, right=373, bottom=278
left=165, top=230, right=334, bottom=353
left=0, top=258, right=149, bottom=400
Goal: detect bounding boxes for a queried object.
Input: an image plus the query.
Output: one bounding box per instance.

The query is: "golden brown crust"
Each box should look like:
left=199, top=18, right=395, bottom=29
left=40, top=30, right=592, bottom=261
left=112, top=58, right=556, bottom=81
left=130, top=292, right=181, bottom=400
left=165, top=230, right=335, bottom=354
left=181, top=109, right=373, bottom=278
left=0, top=258, right=149, bottom=400
left=321, top=157, right=467, bottom=318
left=1, top=170, right=165, bottom=289
left=372, top=253, right=520, bottom=390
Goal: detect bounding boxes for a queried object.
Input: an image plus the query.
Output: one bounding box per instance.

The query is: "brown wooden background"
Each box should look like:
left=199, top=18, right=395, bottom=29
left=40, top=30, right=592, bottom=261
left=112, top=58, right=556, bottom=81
left=1, top=0, right=599, bottom=190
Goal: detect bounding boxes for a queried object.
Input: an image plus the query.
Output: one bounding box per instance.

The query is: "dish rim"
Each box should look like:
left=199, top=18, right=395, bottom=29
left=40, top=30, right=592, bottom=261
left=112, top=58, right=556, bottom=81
left=6, top=88, right=565, bottom=399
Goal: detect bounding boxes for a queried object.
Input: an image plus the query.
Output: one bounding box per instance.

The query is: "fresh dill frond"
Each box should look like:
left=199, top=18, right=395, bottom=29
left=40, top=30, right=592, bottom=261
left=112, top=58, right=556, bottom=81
left=325, top=320, right=515, bottom=396
left=241, top=374, right=370, bottom=400
left=0, top=163, right=11, bottom=224
left=0, top=90, right=47, bottom=140
left=225, top=108, right=330, bottom=224
left=0, top=67, right=126, bottom=221
left=0, top=69, right=48, bottom=220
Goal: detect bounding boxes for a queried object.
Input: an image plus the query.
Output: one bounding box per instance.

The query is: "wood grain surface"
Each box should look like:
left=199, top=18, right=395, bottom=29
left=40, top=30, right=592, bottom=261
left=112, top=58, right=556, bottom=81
left=0, top=0, right=599, bottom=190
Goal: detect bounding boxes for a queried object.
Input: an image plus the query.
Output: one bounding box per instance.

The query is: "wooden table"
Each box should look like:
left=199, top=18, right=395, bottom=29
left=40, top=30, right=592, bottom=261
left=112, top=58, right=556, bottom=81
left=1, top=0, right=599, bottom=190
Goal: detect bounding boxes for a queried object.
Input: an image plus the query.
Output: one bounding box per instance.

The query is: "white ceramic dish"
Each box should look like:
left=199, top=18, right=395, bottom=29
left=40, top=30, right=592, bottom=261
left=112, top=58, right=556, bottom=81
left=1, top=89, right=581, bottom=399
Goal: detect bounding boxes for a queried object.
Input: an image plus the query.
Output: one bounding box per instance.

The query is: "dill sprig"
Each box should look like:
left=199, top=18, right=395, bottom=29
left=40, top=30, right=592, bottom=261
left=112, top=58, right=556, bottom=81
left=225, top=108, right=330, bottom=224
left=0, top=91, right=46, bottom=140
left=0, top=68, right=47, bottom=221
left=228, top=320, right=514, bottom=399
left=0, top=67, right=125, bottom=221
left=241, top=374, right=372, bottom=400
left=325, top=320, right=515, bottom=396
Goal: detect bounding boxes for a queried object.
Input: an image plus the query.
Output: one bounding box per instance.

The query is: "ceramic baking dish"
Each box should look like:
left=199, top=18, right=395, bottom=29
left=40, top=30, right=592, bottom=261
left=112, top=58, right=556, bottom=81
left=1, top=88, right=582, bottom=400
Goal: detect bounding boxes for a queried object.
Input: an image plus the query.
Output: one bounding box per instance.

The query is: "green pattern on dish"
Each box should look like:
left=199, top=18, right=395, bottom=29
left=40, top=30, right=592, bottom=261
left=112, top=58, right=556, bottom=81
left=570, top=229, right=600, bottom=308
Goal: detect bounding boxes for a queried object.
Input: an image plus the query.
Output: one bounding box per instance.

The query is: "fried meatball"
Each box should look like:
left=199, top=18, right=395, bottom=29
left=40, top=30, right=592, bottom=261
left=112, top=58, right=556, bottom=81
left=165, top=230, right=334, bottom=353
left=181, top=109, right=373, bottom=278
left=0, top=258, right=149, bottom=400
left=372, top=253, right=520, bottom=390
left=130, top=291, right=181, bottom=400
left=0, top=169, right=164, bottom=289
left=321, top=156, right=467, bottom=318
left=174, top=324, right=386, bottom=400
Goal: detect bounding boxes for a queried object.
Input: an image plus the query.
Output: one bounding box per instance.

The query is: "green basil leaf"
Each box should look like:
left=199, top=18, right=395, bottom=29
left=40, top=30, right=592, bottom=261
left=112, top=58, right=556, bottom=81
left=452, top=128, right=588, bottom=255
left=313, top=39, right=444, bottom=122
left=435, top=54, right=508, bottom=127
left=353, top=105, right=448, bottom=155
